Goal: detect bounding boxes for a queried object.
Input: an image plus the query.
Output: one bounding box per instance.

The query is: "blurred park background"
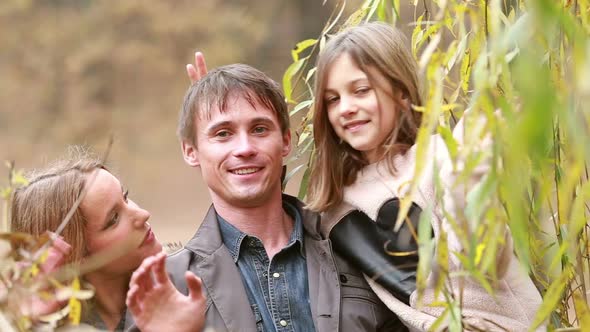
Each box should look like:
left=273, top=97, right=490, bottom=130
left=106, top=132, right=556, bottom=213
left=0, top=0, right=346, bottom=245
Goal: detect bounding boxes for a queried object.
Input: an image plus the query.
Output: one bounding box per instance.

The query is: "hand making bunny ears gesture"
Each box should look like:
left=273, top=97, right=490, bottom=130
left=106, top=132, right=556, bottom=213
left=186, top=52, right=208, bottom=84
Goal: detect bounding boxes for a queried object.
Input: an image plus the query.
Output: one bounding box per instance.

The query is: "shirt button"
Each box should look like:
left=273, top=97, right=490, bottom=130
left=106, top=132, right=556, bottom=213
left=273, top=272, right=280, bottom=278
left=279, top=320, right=288, bottom=327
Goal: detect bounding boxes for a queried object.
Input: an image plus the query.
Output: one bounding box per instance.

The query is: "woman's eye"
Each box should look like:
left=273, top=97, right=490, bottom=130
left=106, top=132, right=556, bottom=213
left=123, top=190, right=129, bottom=203
left=104, top=213, right=120, bottom=230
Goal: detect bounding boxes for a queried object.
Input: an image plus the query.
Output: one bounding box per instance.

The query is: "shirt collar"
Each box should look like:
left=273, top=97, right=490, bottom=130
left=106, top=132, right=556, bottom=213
left=217, top=200, right=306, bottom=263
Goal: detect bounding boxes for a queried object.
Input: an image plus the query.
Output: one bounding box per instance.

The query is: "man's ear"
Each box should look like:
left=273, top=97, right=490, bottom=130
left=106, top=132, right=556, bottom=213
left=282, top=130, right=292, bottom=157
left=181, top=141, right=200, bottom=167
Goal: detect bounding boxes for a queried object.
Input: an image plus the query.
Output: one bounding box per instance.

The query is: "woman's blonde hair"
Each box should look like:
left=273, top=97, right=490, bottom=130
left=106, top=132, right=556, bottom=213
left=306, top=22, right=423, bottom=212
left=10, top=147, right=104, bottom=265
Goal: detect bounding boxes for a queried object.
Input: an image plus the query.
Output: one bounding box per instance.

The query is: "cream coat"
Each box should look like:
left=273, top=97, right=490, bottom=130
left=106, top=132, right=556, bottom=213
left=323, top=117, right=543, bottom=331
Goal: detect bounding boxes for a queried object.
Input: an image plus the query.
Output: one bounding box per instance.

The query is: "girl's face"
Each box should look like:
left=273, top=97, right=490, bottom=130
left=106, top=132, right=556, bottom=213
left=323, top=53, right=400, bottom=163
left=81, top=169, right=162, bottom=276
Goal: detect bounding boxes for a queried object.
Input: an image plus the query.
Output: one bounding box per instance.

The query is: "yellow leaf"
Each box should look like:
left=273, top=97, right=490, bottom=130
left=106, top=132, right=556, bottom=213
left=30, top=263, right=39, bottom=277
left=291, top=39, right=317, bottom=62
left=68, top=278, right=82, bottom=325
left=434, top=228, right=449, bottom=299
left=530, top=266, right=574, bottom=329
left=573, top=291, right=590, bottom=331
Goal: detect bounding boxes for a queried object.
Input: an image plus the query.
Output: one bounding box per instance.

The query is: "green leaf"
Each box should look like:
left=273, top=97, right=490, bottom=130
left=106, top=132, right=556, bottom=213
left=437, top=126, right=458, bottom=159
left=282, top=164, right=306, bottom=189
left=323, top=0, right=347, bottom=34
left=297, top=165, right=311, bottom=200
left=366, top=0, right=382, bottom=22
left=290, top=100, right=313, bottom=116
left=282, top=59, right=305, bottom=104
left=291, top=39, right=317, bottom=62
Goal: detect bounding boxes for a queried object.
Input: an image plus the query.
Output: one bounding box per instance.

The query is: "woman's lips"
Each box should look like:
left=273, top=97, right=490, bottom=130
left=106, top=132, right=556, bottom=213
left=141, top=228, right=155, bottom=247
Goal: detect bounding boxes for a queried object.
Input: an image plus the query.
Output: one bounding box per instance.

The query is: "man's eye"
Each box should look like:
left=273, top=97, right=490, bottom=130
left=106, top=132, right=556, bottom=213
left=253, top=126, right=267, bottom=134
left=216, top=130, right=231, bottom=138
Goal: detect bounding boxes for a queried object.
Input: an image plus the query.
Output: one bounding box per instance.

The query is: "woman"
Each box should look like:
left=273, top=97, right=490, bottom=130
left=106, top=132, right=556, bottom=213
left=11, top=148, right=163, bottom=331
left=306, top=22, right=542, bottom=331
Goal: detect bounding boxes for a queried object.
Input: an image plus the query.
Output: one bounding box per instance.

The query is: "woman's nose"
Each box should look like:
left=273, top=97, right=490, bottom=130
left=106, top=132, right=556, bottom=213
left=130, top=201, right=151, bottom=228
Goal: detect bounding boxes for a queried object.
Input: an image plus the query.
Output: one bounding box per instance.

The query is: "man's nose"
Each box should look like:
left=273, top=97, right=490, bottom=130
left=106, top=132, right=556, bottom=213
left=233, top=133, right=257, bottom=158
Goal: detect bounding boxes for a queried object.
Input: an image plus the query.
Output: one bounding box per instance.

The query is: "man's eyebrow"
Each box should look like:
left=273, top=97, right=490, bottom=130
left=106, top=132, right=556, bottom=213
left=205, top=121, right=233, bottom=135
left=250, top=117, right=276, bottom=127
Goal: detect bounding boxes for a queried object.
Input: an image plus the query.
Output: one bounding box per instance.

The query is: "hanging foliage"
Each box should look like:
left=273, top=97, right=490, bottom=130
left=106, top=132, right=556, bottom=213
left=284, top=0, right=590, bottom=330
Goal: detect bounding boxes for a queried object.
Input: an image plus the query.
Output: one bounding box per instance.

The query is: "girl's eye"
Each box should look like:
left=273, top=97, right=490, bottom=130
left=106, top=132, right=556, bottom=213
left=355, top=87, right=370, bottom=94
left=325, top=95, right=339, bottom=104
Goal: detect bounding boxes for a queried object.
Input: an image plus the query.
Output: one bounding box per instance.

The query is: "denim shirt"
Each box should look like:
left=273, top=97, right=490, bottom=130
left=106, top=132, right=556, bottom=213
left=217, top=201, right=316, bottom=332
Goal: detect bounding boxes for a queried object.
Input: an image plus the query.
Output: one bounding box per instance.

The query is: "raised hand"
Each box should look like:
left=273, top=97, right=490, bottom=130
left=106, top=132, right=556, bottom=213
left=40, top=234, right=71, bottom=274
left=186, top=52, right=208, bottom=84
left=20, top=234, right=72, bottom=318
left=126, top=252, right=206, bottom=332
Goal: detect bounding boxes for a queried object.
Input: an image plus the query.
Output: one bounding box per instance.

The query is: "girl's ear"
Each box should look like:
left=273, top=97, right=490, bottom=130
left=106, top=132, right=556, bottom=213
left=397, top=90, right=411, bottom=110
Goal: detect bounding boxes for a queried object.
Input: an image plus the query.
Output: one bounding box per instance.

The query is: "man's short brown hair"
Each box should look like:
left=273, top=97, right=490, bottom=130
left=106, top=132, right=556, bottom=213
left=177, top=64, right=290, bottom=146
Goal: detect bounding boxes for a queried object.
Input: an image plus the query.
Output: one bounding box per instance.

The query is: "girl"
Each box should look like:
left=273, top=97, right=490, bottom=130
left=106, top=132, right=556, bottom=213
left=11, top=148, right=164, bottom=331
left=306, top=22, right=542, bottom=331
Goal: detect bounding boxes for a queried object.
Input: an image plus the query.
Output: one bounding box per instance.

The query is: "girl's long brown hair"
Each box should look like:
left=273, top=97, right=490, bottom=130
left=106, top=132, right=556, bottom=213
left=306, top=22, right=423, bottom=212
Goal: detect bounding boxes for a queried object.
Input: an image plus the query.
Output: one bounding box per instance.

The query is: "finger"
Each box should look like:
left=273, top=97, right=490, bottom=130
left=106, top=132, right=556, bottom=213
left=130, top=254, right=158, bottom=285
left=186, top=64, right=199, bottom=84
left=126, top=284, right=142, bottom=315
left=40, top=234, right=71, bottom=273
left=131, top=262, right=155, bottom=291
left=49, top=234, right=72, bottom=256
left=129, top=258, right=149, bottom=287
left=151, top=252, right=168, bottom=285
left=185, top=271, right=204, bottom=301
left=40, top=247, right=66, bottom=273
left=194, top=51, right=208, bottom=78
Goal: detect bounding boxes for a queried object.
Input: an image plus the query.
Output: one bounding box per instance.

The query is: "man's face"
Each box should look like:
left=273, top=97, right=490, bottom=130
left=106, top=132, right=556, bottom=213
left=185, top=94, right=291, bottom=208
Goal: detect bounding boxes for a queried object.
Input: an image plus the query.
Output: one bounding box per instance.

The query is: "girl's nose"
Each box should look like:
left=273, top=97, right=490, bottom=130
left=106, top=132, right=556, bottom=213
left=339, top=95, right=358, bottom=117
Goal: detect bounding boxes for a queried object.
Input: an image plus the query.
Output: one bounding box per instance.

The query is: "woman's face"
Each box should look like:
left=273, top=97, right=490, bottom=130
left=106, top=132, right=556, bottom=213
left=323, top=53, right=400, bottom=163
left=80, top=169, right=162, bottom=276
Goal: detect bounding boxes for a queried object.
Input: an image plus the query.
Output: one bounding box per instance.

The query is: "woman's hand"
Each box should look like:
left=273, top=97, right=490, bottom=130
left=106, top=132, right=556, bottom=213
left=21, top=234, right=72, bottom=318
left=127, top=252, right=206, bottom=332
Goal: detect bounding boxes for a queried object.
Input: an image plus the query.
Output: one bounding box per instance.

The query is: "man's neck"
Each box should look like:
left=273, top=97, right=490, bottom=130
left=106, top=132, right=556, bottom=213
left=213, top=193, right=293, bottom=259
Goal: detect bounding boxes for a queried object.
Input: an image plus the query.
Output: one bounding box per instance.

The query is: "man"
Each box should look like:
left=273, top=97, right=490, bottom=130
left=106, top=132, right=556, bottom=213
left=127, top=54, right=399, bottom=331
